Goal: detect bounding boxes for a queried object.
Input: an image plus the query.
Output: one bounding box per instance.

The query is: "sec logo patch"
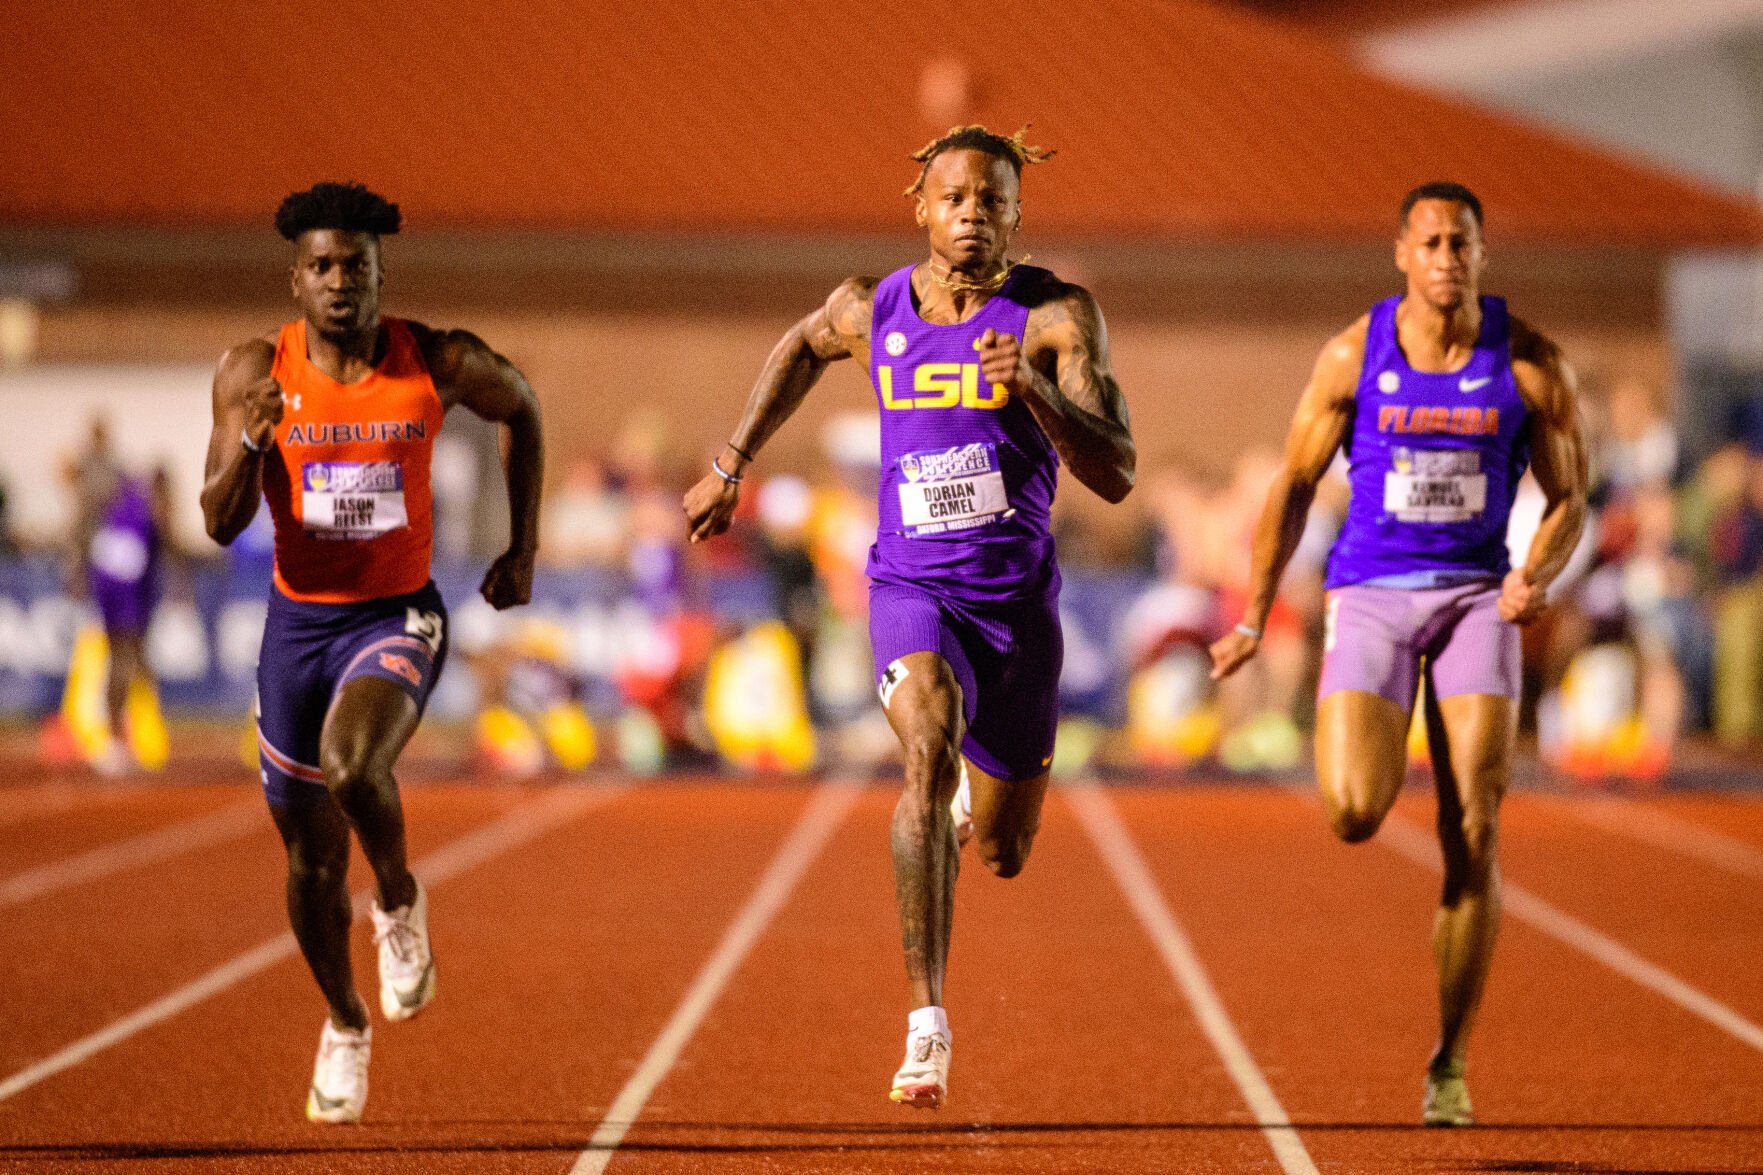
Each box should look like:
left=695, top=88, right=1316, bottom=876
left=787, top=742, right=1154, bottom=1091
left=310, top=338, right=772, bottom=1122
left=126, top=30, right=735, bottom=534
left=884, top=331, right=908, bottom=357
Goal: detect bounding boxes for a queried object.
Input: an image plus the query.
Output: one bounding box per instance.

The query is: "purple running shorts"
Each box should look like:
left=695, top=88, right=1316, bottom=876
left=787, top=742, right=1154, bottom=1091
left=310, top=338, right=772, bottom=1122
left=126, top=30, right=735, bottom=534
left=869, top=580, right=1062, bottom=782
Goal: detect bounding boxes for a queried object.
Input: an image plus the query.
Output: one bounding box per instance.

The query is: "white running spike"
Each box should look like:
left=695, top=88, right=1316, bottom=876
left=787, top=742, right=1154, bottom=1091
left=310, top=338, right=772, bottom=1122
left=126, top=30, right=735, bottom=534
left=370, top=879, right=436, bottom=1022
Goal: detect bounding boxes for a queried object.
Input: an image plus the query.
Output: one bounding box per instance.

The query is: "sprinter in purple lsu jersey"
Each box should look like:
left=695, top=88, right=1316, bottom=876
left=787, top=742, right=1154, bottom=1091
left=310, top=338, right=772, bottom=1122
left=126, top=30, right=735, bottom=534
left=1211, top=183, right=1588, bottom=1127
left=683, top=126, right=1134, bottom=1108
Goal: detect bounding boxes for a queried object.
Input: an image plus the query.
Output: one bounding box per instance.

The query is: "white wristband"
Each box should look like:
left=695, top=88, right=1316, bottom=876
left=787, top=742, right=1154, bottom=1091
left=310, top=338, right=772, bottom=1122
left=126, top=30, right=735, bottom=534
left=711, top=455, right=743, bottom=485
left=241, top=428, right=264, bottom=454
left=1234, top=622, right=1262, bottom=640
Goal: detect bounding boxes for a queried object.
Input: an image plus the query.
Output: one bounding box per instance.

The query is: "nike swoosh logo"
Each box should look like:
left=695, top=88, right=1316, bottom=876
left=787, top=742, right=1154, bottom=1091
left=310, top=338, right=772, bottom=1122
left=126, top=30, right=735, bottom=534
left=310, top=1087, right=349, bottom=1112
left=1459, top=377, right=1492, bottom=392
left=394, top=963, right=434, bottom=1008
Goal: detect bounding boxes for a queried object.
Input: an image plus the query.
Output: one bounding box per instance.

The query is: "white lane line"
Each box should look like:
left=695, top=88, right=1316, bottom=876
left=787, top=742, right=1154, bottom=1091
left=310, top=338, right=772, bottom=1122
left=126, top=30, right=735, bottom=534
left=570, top=777, right=863, bottom=1175
left=0, top=798, right=262, bottom=909
left=1067, top=782, right=1321, bottom=1175
left=1555, top=796, right=1763, bottom=882
left=0, top=782, right=622, bottom=1104
left=1377, top=813, right=1763, bottom=1054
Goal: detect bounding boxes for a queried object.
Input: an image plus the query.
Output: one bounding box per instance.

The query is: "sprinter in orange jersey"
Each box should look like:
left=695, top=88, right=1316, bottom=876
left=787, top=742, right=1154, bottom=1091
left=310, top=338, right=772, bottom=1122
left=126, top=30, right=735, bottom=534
left=199, top=183, right=543, bottom=1125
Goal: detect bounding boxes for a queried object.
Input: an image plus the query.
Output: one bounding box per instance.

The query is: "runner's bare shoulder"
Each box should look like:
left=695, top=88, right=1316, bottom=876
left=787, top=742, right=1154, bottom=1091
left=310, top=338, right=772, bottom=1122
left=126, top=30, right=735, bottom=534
left=214, top=336, right=276, bottom=393
left=1507, top=315, right=1565, bottom=376
left=823, top=276, right=879, bottom=347
left=1312, top=315, right=1372, bottom=402
left=1507, top=315, right=1573, bottom=409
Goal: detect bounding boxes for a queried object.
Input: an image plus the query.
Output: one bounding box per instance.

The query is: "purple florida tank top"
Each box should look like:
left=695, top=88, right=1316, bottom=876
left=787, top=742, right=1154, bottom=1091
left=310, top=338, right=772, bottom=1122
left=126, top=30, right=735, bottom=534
left=1325, top=295, right=1530, bottom=590
left=865, top=263, right=1061, bottom=603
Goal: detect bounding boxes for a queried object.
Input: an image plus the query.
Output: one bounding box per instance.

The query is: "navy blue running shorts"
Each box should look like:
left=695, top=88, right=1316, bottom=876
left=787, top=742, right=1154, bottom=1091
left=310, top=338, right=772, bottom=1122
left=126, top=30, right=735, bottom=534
left=255, top=581, right=448, bottom=808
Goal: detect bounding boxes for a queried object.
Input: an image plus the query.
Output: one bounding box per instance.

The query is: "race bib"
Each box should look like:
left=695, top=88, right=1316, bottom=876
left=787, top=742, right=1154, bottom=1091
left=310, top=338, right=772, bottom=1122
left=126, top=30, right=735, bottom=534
left=1383, top=448, right=1486, bottom=523
left=301, top=461, right=408, bottom=539
left=897, top=443, right=1010, bottom=535
left=90, top=526, right=150, bottom=582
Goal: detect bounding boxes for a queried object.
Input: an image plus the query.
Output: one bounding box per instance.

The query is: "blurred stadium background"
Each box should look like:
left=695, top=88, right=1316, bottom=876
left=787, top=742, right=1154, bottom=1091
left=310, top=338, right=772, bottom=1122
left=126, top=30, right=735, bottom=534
left=3, top=0, right=1763, bottom=788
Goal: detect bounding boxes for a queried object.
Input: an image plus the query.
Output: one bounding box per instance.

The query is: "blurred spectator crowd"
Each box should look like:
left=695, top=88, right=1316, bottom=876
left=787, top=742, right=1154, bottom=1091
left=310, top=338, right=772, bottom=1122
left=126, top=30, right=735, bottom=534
left=6, top=377, right=1763, bottom=787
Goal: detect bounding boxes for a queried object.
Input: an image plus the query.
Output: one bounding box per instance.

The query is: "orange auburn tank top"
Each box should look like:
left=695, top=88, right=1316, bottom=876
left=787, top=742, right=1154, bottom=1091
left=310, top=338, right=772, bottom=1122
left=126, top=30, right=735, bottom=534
left=265, top=317, right=444, bottom=603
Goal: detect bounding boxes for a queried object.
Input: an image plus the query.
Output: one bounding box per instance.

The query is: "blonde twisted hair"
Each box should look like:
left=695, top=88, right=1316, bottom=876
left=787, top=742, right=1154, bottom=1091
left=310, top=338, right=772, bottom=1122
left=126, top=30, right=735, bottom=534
left=904, top=124, right=1054, bottom=197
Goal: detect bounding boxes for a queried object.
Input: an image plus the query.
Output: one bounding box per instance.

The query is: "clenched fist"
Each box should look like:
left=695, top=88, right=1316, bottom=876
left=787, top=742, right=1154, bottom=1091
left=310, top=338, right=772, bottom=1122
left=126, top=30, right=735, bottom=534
left=975, top=328, right=1030, bottom=398
left=1208, top=626, right=1261, bottom=681
left=480, top=546, right=535, bottom=610
left=243, top=375, right=285, bottom=450
left=1497, top=566, right=1548, bottom=624
left=682, top=468, right=740, bottom=544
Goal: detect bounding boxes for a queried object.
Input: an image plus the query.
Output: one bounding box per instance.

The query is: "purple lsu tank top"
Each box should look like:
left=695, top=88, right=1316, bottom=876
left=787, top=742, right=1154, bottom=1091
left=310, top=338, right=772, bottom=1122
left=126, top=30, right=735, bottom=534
left=1325, top=295, right=1530, bottom=590
left=865, top=263, right=1061, bottom=603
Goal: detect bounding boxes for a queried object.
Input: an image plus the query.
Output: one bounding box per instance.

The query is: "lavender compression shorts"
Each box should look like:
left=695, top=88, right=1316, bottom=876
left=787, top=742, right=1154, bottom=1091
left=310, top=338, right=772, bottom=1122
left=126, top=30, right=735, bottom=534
left=1318, top=581, right=1519, bottom=709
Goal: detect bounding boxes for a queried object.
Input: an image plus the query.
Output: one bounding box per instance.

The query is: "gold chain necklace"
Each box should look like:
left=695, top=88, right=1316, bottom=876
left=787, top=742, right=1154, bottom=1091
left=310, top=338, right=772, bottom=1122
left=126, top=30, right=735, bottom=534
left=925, top=254, right=1030, bottom=294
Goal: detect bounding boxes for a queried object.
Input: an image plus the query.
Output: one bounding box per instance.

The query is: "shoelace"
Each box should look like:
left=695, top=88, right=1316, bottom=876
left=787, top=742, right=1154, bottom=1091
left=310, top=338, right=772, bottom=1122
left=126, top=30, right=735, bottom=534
left=910, top=1033, right=949, bottom=1065
left=372, top=912, right=418, bottom=966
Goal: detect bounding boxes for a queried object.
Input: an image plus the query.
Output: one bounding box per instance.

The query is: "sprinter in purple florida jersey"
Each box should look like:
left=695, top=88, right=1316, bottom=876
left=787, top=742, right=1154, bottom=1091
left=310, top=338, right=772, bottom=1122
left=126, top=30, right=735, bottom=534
left=1211, top=183, right=1587, bottom=1127
left=684, top=126, right=1134, bottom=1111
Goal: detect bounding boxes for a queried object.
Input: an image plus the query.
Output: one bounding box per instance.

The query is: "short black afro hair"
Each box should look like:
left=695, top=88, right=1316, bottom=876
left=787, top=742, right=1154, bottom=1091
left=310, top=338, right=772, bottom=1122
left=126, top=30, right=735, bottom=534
left=274, top=182, right=401, bottom=242
left=1400, top=181, right=1483, bottom=231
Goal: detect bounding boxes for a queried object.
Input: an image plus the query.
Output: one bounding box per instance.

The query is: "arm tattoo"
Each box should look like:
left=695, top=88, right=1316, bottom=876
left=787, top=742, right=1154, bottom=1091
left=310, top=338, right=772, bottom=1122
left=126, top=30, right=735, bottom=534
left=1021, top=289, right=1135, bottom=503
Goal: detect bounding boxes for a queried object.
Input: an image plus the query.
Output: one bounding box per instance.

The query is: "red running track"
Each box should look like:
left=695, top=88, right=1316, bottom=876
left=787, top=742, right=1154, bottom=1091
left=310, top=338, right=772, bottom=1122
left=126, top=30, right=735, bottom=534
left=0, top=775, right=1759, bottom=1173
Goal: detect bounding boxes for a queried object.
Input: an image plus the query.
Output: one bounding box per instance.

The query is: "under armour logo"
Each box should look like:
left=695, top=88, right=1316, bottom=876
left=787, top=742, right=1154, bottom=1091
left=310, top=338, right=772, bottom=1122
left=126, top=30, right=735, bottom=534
left=404, top=608, right=444, bottom=654
left=878, top=659, right=909, bottom=709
